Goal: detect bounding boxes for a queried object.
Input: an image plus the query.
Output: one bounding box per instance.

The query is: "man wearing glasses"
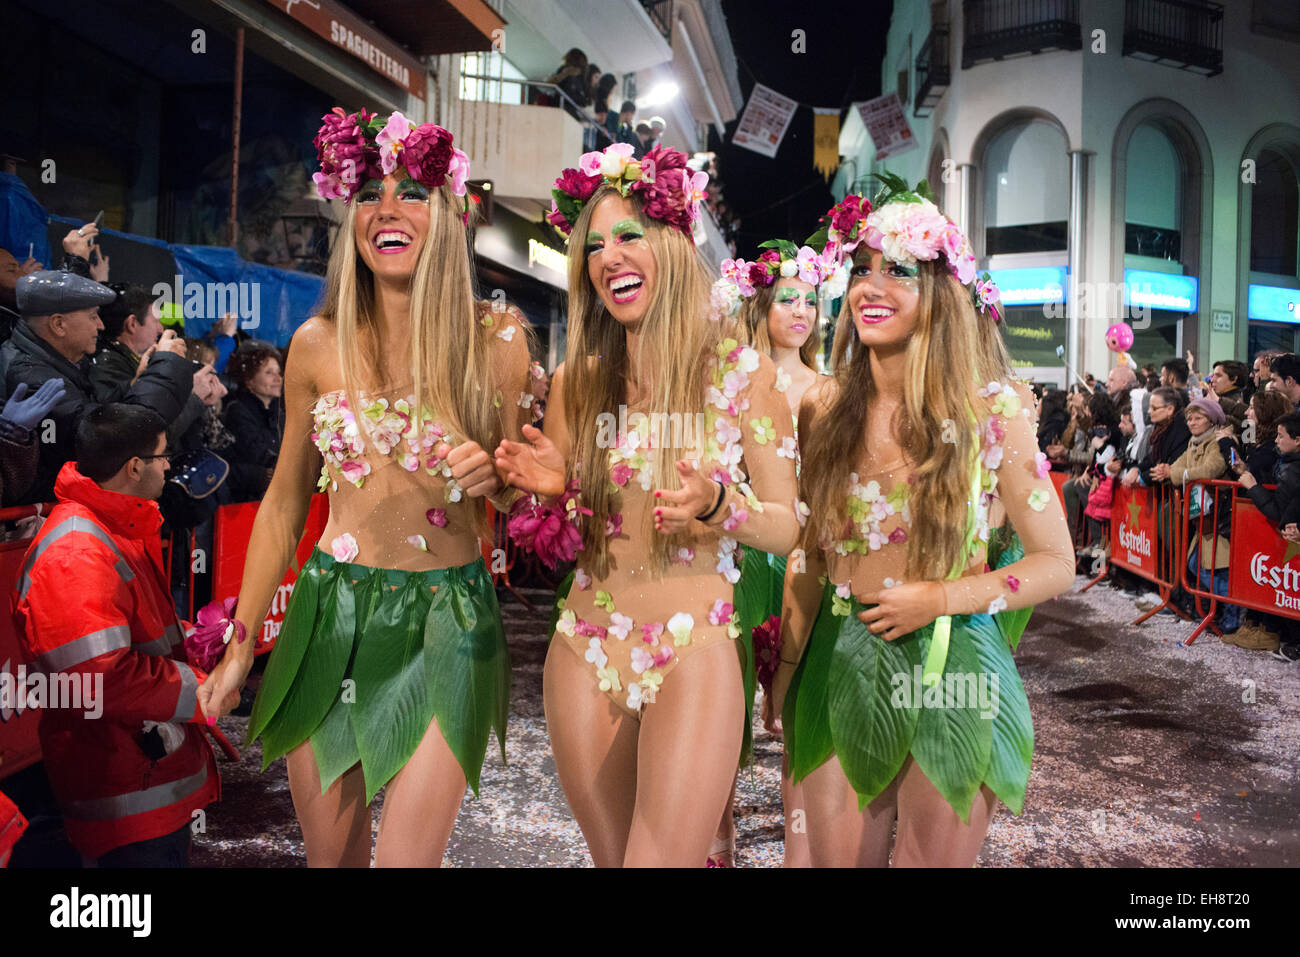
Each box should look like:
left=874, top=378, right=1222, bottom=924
left=12, top=405, right=233, bottom=866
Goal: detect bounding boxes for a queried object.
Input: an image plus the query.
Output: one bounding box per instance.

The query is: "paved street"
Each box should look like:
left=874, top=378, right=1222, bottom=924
left=192, top=575, right=1300, bottom=867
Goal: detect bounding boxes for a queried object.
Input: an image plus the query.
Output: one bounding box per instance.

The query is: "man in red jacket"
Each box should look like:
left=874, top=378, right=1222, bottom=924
left=13, top=403, right=229, bottom=866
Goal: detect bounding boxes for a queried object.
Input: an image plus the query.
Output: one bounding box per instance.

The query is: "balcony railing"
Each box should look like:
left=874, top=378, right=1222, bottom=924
left=914, top=26, right=951, bottom=117
left=640, top=0, right=674, bottom=41
left=1124, top=0, right=1223, bottom=77
left=962, top=0, right=1082, bottom=68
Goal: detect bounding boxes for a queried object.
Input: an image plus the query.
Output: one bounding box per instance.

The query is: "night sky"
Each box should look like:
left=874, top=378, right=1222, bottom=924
left=716, top=0, right=893, bottom=254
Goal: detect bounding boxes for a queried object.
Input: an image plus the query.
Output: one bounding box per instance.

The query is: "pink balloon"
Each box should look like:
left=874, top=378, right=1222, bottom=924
left=1105, top=322, right=1134, bottom=352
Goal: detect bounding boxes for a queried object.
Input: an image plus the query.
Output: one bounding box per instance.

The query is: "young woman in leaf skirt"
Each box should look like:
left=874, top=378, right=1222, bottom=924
left=770, top=178, right=1073, bottom=866
left=199, top=109, right=536, bottom=866
left=706, top=239, right=843, bottom=866
left=495, top=143, right=800, bottom=866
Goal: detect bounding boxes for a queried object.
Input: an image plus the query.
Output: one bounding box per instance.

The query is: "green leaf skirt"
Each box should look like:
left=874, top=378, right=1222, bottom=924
left=246, top=549, right=510, bottom=804
left=782, top=574, right=1035, bottom=823
left=544, top=547, right=772, bottom=767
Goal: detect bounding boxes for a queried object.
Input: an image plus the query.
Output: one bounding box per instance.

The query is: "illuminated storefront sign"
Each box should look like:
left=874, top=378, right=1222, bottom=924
left=987, top=266, right=1067, bottom=305
left=1123, top=269, right=1198, bottom=312
left=1248, top=283, right=1300, bottom=324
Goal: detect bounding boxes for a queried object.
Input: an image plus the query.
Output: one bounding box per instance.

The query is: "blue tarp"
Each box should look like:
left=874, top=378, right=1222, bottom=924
left=170, top=245, right=324, bottom=348
left=8, top=193, right=323, bottom=349
left=0, top=173, right=52, bottom=267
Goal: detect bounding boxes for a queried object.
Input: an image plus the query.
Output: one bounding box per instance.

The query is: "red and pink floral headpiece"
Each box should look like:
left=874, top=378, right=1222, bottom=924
left=313, top=108, right=473, bottom=219
left=807, top=174, right=1001, bottom=320
left=546, top=143, right=708, bottom=240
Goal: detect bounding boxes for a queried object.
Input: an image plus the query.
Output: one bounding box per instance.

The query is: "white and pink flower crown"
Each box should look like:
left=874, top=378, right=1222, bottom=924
left=547, top=142, right=708, bottom=240
left=312, top=108, right=475, bottom=221
left=808, top=174, right=1001, bottom=320
left=710, top=239, right=847, bottom=319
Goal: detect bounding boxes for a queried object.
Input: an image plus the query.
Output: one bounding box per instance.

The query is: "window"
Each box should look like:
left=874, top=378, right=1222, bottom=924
left=459, top=51, right=528, bottom=105
left=1124, top=124, right=1183, bottom=262
left=982, top=119, right=1069, bottom=255
left=1250, top=148, right=1299, bottom=276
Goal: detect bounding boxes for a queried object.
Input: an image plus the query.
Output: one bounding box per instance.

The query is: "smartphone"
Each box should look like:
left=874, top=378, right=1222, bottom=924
left=1230, top=448, right=1238, bottom=467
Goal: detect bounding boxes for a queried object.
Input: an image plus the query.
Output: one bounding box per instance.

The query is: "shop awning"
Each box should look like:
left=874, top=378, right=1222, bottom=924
left=341, top=0, right=506, bottom=56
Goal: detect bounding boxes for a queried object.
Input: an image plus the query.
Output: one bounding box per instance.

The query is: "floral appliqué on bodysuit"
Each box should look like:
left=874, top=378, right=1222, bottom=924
left=557, top=340, right=768, bottom=713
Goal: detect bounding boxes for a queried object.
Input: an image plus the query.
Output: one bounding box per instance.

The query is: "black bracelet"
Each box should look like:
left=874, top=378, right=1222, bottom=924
left=695, top=480, right=726, bottom=522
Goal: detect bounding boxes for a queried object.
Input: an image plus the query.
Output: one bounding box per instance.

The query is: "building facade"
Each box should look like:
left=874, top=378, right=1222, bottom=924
left=835, top=0, right=1300, bottom=385
left=431, top=0, right=744, bottom=368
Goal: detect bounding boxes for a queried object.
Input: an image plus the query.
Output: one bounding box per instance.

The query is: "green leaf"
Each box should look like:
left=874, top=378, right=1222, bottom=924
left=915, top=178, right=935, bottom=202
left=825, top=606, right=923, bottom=805
left=350, top=572, right=433, bottom=803
left=804, top=223, right=831, bottom=253
left=785, top=585, right=843, bottom=782
left=965, top=615, right=1034, bottom=814
left=733, top=547, right=771, bottom=766
left=246, top=560, right=322, bottom=746
left=309, top=692, right=360, bottom=792
left=256, top=566, right=358, bottom=767
left=424, top=566, right=511, bottom=795
left=908, top=616, right=995, bottom=823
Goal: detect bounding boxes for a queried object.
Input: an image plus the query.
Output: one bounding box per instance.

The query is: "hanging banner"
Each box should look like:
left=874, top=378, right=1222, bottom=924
left=732, top=83, right=798, bottom=158
left=857, top=92, right=917, bottom=160
left=812, top=108, right=840, bottom=181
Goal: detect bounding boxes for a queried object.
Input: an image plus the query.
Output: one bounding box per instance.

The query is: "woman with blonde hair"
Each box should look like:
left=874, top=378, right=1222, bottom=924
left=706, top=239, right=842, bottom=865
left=495, top=143, right=800, bottom=866
left=198, top=109, right=536, bottom=866
left=771, top=176, right=1073, bottom=866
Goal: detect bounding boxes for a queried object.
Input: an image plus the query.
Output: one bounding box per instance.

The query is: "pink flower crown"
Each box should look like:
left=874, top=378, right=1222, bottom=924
left=312, top=108, right=474, bottom=218
left=546, top=143, right=708, bottom=240
left=807, top=174, right=1001, bottom=320
left=711, top=239, right=846, bottom=318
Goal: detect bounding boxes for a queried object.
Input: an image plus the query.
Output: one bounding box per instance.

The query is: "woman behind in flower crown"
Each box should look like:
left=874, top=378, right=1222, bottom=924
left=706, top=239, right=841, bottom=866
left=495, top=143, right=800, bottom=866
left=771, top=176, right=1073, bottom=866
left=198, top=109, right=536, bottom=866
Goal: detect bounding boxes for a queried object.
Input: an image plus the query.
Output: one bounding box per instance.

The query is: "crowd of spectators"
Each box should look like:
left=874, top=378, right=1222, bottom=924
left=0, top=222, right=285, bottom=537
left=1038, top=348, right=1300, bottom=662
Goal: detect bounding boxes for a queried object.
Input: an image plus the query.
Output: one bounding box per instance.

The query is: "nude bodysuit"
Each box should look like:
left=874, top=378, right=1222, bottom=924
left=553, top=341, right=801, bottom=715
left=310, top=302, right=535, bottom=570
left=813, top=381, right=1074, bottom=622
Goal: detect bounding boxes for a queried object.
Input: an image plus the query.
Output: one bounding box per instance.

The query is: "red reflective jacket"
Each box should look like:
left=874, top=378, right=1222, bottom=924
left=12, top=462, right=218, bottom=858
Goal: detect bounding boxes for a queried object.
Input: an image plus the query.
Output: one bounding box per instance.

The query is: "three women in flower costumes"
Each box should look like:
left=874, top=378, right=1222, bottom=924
left=771, top=177, right=1072, bottom=866
left=199, top=109, right=537, bottom=866
left=495, top=142, right=801, bottom=866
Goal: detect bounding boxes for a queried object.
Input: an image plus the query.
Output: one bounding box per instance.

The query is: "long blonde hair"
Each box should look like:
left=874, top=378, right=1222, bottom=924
left=738, top=281, right=821, bottom=370
left=799, top=246, right=993, bottom=582
left=564, top=184, right=722, bottom=577
left=318, top=180, right=502, bottom=533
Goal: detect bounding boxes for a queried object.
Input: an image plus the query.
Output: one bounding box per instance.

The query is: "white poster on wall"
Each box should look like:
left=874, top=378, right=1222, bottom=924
left=732, top=83, right=799, bottom=158
left=857, top=93, right=917, bottom=160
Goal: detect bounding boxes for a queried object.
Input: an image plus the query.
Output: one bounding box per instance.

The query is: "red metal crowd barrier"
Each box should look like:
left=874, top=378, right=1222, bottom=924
left=1106, top=482, right=1188, bottom=624
left=0, top=505, right=50, bottom=780
left=1177, top=478, right=1300, bottom=645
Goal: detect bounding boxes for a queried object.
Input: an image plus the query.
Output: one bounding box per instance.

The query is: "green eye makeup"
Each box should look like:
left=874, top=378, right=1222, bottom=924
left=611, top=219, right=644, bottom=241
left=584, top=229, right=605, bottom=255
left=397, top=177, right=429, bottom=200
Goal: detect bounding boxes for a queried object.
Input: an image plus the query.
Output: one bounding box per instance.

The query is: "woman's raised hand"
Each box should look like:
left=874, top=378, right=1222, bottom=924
left=494, top=423, right=567, bottom=498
